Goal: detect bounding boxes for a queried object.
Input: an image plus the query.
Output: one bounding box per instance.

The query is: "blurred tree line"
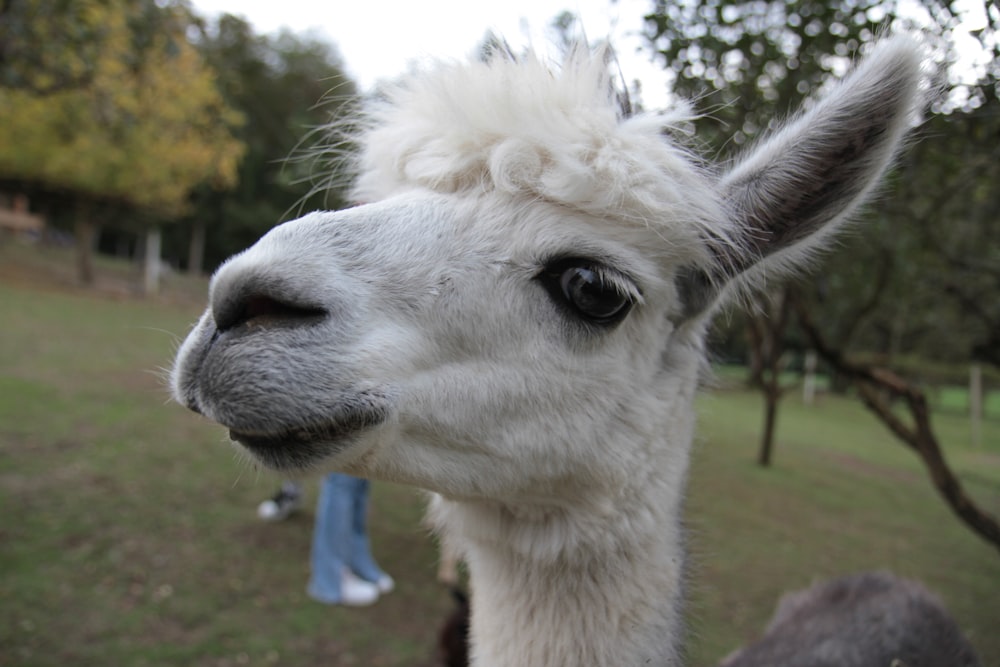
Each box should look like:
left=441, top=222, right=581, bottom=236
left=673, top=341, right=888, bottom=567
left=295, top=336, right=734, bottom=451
left=1, top=0, right=994, bottom=375
left=642, top=0, right=998, bottom=390
left=0, top=0, right=356, bottom=283
left=165, top=13, right=356, bottom=274
left=645, top=0, right=998, bottom=377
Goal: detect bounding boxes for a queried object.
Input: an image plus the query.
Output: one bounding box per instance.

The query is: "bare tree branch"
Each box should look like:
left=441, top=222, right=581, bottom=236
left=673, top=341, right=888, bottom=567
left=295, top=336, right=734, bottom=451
left=792, top=292, right=1000, bottom=554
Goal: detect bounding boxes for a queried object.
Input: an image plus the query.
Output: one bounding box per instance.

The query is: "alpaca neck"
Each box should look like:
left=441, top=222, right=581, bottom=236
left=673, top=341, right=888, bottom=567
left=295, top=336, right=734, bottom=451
left=433, top=426, right=692, bottom=667
left=426, top=340, right=704, bottom=666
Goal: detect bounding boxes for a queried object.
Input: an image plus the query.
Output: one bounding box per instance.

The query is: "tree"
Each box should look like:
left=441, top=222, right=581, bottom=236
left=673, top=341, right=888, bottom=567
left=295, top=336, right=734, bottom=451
left=806, top=99, right=1000, bottom=372
left=0, top=0, right=243, bottom=284
left=168, top=15, right=358, bottom=274
left=644, top=0, right=901, bottom=464
left=642, top=0, right=1000, bottom=547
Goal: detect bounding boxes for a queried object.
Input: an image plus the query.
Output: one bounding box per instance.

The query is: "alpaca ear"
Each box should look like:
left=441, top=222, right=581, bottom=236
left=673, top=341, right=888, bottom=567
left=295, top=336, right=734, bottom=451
left=679, top=38, right=925, bottom=316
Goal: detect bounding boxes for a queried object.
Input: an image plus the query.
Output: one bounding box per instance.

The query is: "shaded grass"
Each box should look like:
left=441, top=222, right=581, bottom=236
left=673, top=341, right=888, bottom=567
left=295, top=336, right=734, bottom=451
left=1, top=249, right=998, bottom=666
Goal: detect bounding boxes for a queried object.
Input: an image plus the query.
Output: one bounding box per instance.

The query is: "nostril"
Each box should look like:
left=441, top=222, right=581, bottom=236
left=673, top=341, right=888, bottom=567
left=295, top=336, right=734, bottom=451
left=215, top=293, right=326, bottom=332
left=242, top=294, right=321, bottom=321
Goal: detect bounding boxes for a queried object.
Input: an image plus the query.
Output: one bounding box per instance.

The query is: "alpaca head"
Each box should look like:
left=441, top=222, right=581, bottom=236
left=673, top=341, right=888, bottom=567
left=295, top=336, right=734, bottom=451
left=172, top=40, right=924, bottom=512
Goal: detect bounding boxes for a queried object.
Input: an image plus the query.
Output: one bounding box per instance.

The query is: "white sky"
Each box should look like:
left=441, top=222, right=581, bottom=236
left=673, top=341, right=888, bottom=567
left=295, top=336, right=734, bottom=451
left=190, top=0, right=674, bottom=108
left=190, top=0, right=993, bottom=113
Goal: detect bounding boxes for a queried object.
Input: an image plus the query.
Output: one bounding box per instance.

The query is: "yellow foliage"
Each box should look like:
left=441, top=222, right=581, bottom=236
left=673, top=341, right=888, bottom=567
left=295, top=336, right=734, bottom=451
left=0, top=0, right=245, bottom=215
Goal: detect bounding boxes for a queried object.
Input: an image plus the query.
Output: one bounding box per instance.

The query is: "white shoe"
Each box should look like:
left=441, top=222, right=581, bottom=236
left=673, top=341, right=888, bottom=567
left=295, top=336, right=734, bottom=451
left=256, top=487, right=301, bottom=521
left=376, top=574, right=395, bottom=594
left=307, top=569, right=380, bottom=606
left=340, top=570, right=380, bottom=606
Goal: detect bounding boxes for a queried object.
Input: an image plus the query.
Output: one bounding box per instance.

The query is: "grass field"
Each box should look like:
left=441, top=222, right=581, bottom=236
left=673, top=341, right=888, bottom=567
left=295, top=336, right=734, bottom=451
left=2, top=242, right=999, bottom=666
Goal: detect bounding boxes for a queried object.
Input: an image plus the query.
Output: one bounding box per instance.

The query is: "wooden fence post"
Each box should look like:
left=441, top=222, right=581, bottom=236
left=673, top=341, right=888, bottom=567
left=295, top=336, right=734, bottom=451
left=803, top=350, right=818, bottom=405
left=970, top=364, right=982, bottom=448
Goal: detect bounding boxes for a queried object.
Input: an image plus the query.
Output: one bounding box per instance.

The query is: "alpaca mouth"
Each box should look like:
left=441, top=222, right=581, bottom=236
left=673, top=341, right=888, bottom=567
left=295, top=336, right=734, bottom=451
left=228, top=407, right=389, bottom=471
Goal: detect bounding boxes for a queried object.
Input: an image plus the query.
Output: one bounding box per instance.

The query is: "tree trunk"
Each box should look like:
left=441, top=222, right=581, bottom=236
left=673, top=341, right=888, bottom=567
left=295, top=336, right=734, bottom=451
left=187, top=217, right=206, bottom=275
left=143, top=226, right=162, bottom=296
left=758, top=384, right=780, bottom=466
left=751, top=288, right=791, bottom=467
left=73, top=201, right=97, bottom=285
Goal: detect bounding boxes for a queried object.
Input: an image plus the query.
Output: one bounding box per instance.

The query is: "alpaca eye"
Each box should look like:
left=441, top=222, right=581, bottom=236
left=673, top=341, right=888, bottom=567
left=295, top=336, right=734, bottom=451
left=540, top=260, right=634, bottom=325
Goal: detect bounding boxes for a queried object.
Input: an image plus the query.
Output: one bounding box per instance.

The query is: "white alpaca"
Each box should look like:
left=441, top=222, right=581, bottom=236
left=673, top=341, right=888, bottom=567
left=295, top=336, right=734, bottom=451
left=173, top=40, right=934, bottom=666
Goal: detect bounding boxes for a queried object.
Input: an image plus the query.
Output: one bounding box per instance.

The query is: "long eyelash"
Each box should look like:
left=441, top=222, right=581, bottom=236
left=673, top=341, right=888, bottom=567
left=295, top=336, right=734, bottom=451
left=538, top=256, right=643, bottom=305
left=588, top=265, right=643, bottom=306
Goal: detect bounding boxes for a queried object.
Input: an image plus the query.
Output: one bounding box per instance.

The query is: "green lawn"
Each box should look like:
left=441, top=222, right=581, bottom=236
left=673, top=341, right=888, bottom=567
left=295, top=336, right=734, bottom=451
left=2, top=248, right=998, bottom=666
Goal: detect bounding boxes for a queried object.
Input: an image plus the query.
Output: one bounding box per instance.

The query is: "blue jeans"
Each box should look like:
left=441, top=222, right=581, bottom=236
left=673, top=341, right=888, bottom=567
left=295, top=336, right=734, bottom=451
left=308, top=473, right=386, bottom=602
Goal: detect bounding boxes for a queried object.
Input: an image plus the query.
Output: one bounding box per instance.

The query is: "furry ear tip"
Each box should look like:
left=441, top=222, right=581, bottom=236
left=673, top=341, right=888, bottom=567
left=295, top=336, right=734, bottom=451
left=868, top=33, right=926, bottom=63
left=857, top=35, right=930, bottom=103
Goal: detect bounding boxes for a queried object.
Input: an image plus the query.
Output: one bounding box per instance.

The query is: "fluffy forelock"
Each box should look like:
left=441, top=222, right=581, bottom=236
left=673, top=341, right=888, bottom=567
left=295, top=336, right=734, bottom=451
left=349, top=46, right=726, bottom=256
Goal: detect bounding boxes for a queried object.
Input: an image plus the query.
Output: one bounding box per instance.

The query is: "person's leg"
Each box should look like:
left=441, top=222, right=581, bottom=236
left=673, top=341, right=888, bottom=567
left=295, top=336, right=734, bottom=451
left=346, top=477, right=393, bottom=592
left=308, top=473, right=379, bottom=605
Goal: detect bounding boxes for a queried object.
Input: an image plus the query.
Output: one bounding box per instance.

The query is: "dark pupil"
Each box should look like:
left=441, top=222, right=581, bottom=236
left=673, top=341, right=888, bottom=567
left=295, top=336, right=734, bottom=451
left=561, top=267, right=627, bottom=319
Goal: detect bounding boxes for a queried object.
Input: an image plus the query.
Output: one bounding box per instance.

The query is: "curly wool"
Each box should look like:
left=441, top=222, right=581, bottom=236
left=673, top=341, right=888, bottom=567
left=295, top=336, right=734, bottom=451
left=350, top=47, right=726, bottom=257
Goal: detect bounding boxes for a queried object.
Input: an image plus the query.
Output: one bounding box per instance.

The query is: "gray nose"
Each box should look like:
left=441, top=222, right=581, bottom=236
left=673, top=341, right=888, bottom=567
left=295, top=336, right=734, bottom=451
left=211, top=271, right=327, bottom=333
